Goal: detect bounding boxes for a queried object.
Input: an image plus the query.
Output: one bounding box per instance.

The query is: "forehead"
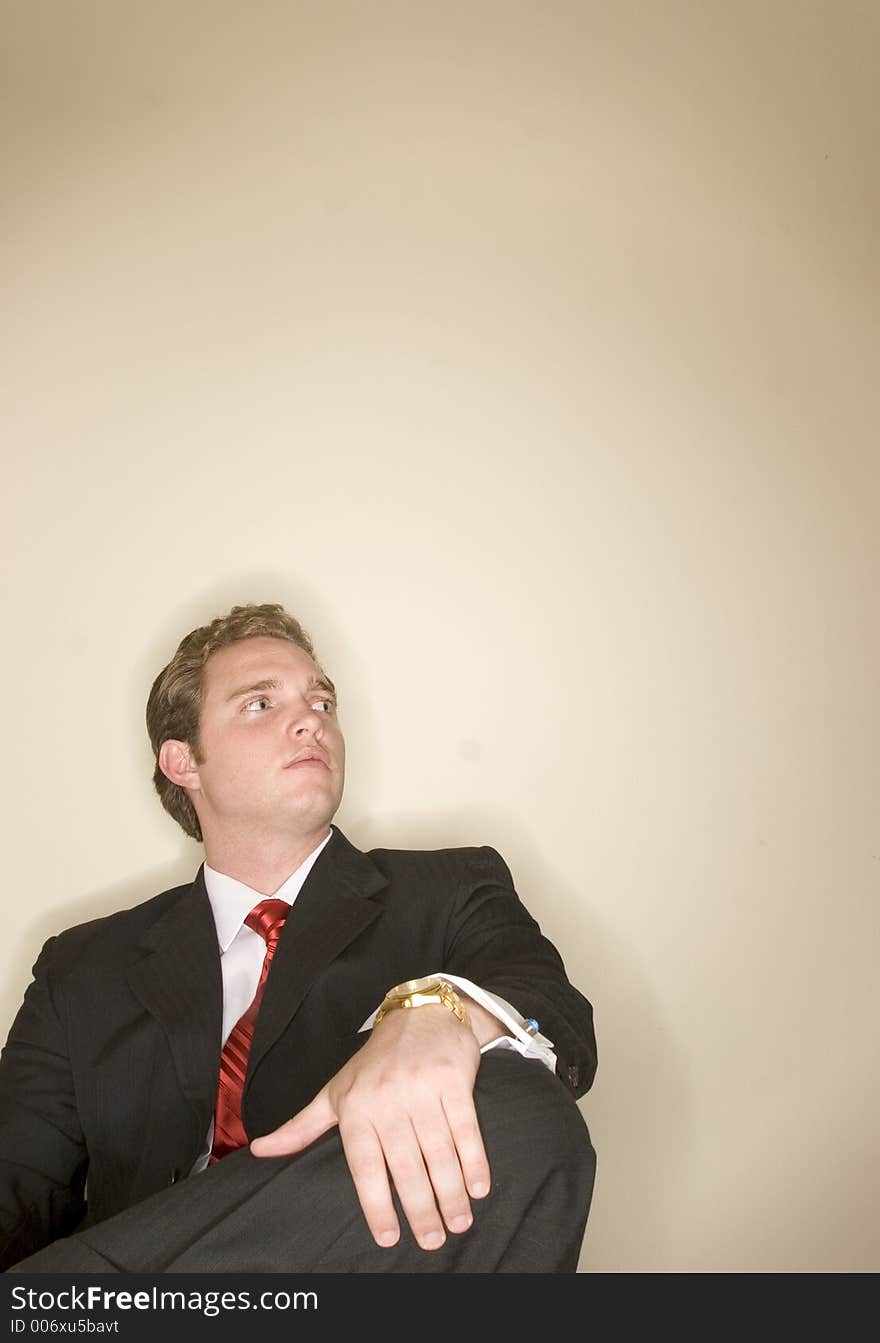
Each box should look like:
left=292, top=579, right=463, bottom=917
left=201, top=637, right=319, bottom=700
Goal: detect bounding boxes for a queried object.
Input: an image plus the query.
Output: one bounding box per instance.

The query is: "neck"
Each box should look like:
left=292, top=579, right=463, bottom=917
left=202, top=823, right=333, bottom=895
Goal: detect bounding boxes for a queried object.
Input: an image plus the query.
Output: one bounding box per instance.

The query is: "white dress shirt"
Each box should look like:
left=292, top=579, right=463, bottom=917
left=192, top=830, right=556, bottom=1172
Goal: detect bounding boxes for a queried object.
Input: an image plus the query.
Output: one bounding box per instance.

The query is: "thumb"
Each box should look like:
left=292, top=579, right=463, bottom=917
left=249, top=1086, right=337, bottom=1157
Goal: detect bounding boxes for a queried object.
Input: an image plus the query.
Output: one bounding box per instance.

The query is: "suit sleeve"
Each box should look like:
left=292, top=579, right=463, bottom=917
left=443, top=846, right=598, bottom=1098
left=0, top=937, right=89, bottom=1270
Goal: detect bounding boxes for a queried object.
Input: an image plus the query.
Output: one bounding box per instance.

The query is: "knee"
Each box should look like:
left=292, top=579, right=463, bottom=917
left=474, top=1051, right=596, bottom=1197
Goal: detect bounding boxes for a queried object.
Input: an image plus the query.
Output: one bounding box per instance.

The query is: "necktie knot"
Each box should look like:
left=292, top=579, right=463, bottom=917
left=244, top=898, right=289, bottom=946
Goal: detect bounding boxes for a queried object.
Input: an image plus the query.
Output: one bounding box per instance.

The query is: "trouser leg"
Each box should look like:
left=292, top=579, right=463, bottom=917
left=8, top=1053, right=596, bottom=1274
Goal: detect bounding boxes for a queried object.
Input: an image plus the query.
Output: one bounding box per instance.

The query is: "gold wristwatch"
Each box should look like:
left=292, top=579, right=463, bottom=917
left=373, top=976, right=472, bottom=1031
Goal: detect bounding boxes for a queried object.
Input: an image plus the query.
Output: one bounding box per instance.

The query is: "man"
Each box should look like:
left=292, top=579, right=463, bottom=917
left=0, top=603, right=597, bottom=1273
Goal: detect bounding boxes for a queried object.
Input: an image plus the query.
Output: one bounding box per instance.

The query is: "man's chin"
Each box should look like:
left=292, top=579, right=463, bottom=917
left=203, top=800, right=341, bottom=844
left=278, top=797, right=341, bottom=834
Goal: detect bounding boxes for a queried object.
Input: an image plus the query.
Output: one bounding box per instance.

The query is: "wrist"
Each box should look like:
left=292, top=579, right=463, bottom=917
left=462, top=996, right=512, bottom=1048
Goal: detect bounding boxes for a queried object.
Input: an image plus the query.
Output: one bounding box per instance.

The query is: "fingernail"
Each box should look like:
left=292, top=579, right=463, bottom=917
left=376, top=1229, right=399, bottom=1247
left=450, top=1214, right=472, bottom=1233
left=421, top=1230, right=446, bottom=1250
left=470, top=1180, right=489, bottom=1197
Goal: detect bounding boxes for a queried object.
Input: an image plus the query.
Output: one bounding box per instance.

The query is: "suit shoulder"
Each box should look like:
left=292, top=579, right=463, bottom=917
left=38, top=878, right=195, bottom=971
left=363, top=841, right=513, bottom=885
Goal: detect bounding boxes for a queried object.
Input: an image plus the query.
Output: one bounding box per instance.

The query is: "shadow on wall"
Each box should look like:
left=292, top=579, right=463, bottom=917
left=574, top=913, right=696, bottom=1271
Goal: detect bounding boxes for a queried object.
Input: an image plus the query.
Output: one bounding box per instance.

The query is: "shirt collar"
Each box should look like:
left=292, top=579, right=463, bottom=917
left=203, top=829, right=334, bottom=953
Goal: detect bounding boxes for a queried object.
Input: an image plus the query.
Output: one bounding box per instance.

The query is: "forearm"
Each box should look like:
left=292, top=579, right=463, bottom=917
left=444, top=847, right=598, bottom=1097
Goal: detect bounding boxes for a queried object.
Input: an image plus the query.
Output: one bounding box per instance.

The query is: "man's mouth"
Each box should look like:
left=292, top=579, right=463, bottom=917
left=284, top=749, right=329, bottom=769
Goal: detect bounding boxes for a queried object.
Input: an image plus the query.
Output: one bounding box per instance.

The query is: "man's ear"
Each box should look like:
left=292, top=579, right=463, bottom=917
left=157, top=739, right=201, bottom=791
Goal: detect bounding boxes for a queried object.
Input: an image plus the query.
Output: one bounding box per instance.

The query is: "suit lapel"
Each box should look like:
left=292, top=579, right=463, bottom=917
left=244, top=824, right=388, bottom=1097
left=126, top=866, right=222, bottom=1141
left=124, top=828, right=387, bottom=1137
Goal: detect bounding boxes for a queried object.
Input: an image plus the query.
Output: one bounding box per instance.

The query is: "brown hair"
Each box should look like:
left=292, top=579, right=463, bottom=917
left=146, top=603, right=334, bottom=842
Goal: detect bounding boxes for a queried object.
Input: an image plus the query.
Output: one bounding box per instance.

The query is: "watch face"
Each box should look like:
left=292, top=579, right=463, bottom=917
left=391, top=976, right=444, bottom=998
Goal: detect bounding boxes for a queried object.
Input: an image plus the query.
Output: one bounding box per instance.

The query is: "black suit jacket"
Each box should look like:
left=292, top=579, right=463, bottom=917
left=0, top=825, right=596, bottom=1270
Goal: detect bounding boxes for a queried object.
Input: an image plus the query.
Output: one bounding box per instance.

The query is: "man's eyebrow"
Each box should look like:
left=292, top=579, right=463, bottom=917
left=224, top=678, right=283, bottom=703
left=224, top=676, right=337, bottom=703
left=307, top=676, right=338, bottom=700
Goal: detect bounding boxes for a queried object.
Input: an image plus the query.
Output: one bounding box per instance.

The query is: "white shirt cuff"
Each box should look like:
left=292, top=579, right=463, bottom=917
left=360, top=974, right=558, bottom=1074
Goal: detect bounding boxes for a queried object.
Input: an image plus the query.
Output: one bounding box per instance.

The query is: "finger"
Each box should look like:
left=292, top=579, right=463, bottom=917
left=441, top=1088, right=491, bottom=1200
left=410, top=1101, right=474, bottom=1235
left=249, top=1087, right=337, bottom=1157
left=378, top=1115, right=448, bottom=1251
left=336, top=1116, right=401, bottom=1249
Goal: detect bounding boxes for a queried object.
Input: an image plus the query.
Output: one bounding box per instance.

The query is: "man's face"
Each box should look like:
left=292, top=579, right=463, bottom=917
left=185, top=636, right=345, bottom=843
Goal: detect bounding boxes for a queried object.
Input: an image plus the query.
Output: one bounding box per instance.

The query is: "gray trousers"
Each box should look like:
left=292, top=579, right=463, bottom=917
left=8, top=1054, right=596, bottom=1274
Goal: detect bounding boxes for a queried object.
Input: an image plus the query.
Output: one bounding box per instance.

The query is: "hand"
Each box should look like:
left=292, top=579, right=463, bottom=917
left=249, top=1004, right=491, bottom=1251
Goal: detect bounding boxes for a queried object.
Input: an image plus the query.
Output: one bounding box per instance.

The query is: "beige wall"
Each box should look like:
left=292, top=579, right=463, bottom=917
left=2, top=1, right=877, bottom=1272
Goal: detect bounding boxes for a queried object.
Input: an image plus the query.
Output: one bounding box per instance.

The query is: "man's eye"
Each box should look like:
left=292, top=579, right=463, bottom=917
left=313, top=698, right=335, bottom=713
left=243, top=697, right=271, bottom=713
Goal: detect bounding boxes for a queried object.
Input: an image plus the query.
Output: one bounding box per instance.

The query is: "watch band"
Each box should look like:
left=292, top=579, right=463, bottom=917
left=373, top=978, right=472, bottom=1031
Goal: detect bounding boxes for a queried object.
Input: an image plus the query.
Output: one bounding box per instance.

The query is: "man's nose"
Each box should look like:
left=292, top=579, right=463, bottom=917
left=287, top=702, right=324, bottom=735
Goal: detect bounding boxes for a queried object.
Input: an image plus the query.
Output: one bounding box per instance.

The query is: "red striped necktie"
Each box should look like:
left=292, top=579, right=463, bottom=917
left=208, top=898, right=290, bottom=1163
